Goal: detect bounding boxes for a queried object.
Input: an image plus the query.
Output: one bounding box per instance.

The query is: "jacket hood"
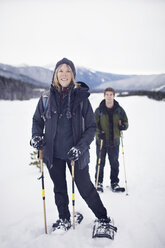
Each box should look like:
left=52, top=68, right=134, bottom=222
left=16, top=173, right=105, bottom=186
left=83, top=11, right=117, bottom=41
left=76, top=81, right=89, bottom=90
left=99, top=99, right=120, bottom=113
left=74, top=81, right=90, bottom=103
left=49, top=81, right=90, bottom=113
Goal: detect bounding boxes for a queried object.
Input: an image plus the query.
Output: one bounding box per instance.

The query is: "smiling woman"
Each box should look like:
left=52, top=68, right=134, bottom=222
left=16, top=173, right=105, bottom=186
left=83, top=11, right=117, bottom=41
left=30, top=57, right=116, bottom=236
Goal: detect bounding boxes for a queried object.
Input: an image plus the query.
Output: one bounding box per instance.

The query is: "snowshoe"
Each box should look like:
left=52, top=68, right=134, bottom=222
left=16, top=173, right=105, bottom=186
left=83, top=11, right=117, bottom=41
left=92, top=217, right=117, bottom=239
left=52, top=218, right=71, bottom=232
left=111, top=183, right=125, bottom=193
left=96, top=182, right=103, bottom=193
left=73, top=211, right=83, bottom=225
left=52, top=212, right=83, bottom=233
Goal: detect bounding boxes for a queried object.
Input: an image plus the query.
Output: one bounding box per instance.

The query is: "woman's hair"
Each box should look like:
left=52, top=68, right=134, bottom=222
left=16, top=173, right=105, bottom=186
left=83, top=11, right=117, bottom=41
left=53, top=64, right=77, bottom=92
left=104, top=87, right=115, bottom=96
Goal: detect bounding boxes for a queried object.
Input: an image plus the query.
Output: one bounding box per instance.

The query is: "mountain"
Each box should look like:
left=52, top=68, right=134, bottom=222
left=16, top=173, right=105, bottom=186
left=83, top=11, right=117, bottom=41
left=0, top=62, right=165, bottom=100
left=0, top=63, right=51, bottom=100
left=96, top=74, right=165, bottom=92
left=76, top=67, right=131, bottom=89
left=0, top=63, right=51, bottom=88
left=0, top=63, right=131, bottom=90
left=95, top=73, right=165, bottom=100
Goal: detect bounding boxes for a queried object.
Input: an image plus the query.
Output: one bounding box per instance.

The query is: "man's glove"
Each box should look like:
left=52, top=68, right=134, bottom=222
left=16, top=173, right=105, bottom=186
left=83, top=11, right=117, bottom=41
left=30, top=136, right=45, bottom=150
left=67, top=147, right=81, bottom=162
left=119, top=122, right=126, bottom=131
left=98, top=132, right=105, bottom=140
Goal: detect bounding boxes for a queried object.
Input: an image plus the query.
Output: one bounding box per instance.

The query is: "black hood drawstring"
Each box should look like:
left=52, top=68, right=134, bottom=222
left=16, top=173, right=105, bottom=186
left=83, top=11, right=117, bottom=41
left=66, top=89, right=72, bottom=119
left=60, top=82, right=74, bottom=120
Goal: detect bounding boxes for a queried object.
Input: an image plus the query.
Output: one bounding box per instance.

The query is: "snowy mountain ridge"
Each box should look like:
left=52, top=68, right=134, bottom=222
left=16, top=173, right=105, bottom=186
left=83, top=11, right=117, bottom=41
left=96, top=74, right=165, bottom=92
left=1, top=62, right=165, bottom=92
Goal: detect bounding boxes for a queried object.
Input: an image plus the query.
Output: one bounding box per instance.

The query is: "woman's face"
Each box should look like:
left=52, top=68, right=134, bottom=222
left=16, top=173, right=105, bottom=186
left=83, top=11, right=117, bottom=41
left=57, top=64, right=72, bottom=88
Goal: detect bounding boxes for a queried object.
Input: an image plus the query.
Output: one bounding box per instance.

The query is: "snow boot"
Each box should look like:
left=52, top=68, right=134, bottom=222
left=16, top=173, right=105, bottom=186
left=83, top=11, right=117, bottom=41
left=92, top=217, right=117, bottom=239
left=96, top=182, right=103, bottom=192
left=52, top=218, right=71, bottom=232
left=111, top=183, right=125, bottom=192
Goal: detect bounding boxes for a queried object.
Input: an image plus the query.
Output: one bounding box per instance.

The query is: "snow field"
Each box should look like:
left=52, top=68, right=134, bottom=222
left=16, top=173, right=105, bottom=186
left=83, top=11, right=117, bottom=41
left=0, top=94, right=165, bottom=248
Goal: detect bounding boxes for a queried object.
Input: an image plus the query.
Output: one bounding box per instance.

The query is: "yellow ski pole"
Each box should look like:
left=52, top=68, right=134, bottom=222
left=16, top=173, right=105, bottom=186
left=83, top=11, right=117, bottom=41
left=95, top=139, right=103, bottom=189
left=71, top=161, right=75, bottom=229
left=39, top=150, right=47, bottom=234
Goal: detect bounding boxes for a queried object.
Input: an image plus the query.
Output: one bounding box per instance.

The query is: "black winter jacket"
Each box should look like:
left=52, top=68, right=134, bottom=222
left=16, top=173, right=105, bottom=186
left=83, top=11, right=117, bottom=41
left=32, top=82, right=96, bottom=169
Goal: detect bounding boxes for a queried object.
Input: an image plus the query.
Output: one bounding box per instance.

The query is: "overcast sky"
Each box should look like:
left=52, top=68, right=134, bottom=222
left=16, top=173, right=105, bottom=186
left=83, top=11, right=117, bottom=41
left=0, top=0, right=165, bottom=74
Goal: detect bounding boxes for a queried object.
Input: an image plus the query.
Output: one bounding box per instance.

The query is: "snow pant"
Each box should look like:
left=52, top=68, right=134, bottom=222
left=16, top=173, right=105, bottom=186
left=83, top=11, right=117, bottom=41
left=48, top=157, right=107, bottom=221
left=95, top=144, right=120, bottom=185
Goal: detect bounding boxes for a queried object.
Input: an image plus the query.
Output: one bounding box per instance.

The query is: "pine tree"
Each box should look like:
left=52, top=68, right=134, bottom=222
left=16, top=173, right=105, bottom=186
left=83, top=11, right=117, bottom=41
left=29, top=150, right=41, bottom=170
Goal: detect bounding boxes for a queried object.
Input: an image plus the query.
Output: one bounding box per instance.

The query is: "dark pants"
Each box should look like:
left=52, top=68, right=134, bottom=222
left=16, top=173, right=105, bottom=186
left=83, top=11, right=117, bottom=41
left=95, top=144, right=120, bottom=185
left=48, top=157, right=107, bottom=221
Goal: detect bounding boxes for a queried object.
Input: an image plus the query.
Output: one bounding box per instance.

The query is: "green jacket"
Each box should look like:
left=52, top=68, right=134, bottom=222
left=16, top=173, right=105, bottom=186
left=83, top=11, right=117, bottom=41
left=95, top=99, right=128, bottom=146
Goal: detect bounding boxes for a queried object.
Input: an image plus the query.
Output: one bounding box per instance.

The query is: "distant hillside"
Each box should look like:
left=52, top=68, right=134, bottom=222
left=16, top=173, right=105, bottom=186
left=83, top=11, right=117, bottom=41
left=0, top=63, right=132, bottom=90
left=96, top=74, right=165, bottom=92
left=0, top=75, right=46, bottom=100
left=76, top=67, right=131, bottom=90
left=95, top=73, right=165, bottom=100
left=0, top=63, right=165, bottom=100
left=0, top=63, right=50, bottom=88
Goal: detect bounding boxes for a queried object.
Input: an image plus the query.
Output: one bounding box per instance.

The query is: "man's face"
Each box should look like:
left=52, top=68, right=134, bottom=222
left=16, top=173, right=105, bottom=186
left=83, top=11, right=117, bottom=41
left=104, top=91, right=115, bottom=105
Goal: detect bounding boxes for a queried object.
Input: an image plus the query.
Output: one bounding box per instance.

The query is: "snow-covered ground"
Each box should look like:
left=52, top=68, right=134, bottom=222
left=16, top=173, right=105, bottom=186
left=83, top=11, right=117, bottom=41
left=0, top=94, right=165, bottom=248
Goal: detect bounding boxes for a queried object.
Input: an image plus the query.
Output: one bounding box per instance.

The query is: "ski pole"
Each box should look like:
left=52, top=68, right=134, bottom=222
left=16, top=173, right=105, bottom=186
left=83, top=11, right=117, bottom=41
left=71, top=161, right=75, bottom=229
left=39, top=150, right=47, bottom=234
left=95, top=139, right=103, bottom=189
left=120, top=132, right=129, bottom=196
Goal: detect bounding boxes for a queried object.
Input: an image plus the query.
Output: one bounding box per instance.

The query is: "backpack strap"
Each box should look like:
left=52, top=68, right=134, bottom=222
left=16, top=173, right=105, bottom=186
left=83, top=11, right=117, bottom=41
left=97, top=107, right=103, bottom=131
left=43, top=97, right=48, bottom=110
left=117, top=107, right=122, bottom=126
left=42, top=90, right=50, bottom=110
left=118, top=108, right=121, bottom=120
left=41, top=90, right=50, bottom=121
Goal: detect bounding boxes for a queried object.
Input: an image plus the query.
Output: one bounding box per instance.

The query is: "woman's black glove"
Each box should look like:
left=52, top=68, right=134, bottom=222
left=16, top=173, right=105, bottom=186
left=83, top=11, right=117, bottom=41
left=67, top=147, right=81, bottom=161
left=30, top=136, right=45, bottom=150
